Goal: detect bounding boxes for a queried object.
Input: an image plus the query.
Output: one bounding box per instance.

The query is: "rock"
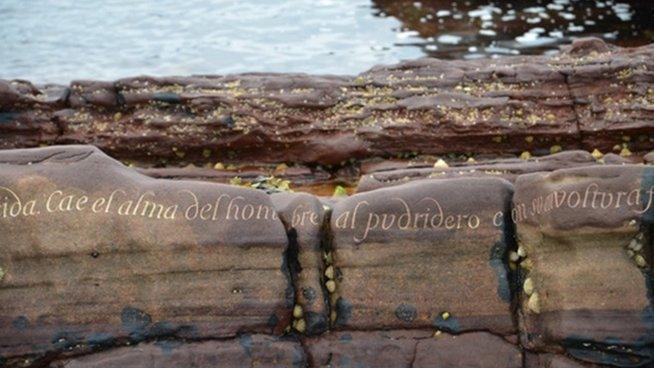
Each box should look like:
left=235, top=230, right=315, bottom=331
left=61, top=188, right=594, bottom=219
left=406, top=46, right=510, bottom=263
left=51, top=335, right=306, bottom=368
left=137, top=164, right=335, bottom=196
left=271, top=192, right=329, bottom=335
left=68, top=80, right=119, bottom=108
left=513, top=165, right=654, bottom=366
left=524, top=353, right=600, bottom=368
left=0, top=80, right=62, bottom=151
left=561, top=39, right=654, bottom=156
left=1, top=43, right=653, bottom=167
left=329, top=177, right=515, bottom=334
left=356, top=150, right=601, bottom=193
left=305, top=330, right=521, bottom=367
left=645, top=151, right=654, bottom=165
left=0, top=145, right=292, bottom=361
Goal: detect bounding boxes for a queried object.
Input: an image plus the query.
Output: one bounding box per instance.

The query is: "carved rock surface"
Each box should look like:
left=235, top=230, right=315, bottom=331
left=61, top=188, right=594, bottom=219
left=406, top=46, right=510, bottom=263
left=329, top=177, right=515, bottom=334
left=0, top=146, right=291, bottom=362
left=271, top=192, right=329, bottom=335
left=513, top=165, right=654, bottom=367
left=305, top=330, right=522, bottom=368
left=52, top=334, right=306, bottom=368
left=356, top=150, right=614, bottom=193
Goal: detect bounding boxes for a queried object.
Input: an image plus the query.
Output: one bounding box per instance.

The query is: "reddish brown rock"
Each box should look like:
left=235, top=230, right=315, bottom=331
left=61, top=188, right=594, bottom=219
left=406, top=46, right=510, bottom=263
left=1, top=40, right=653, bottom=168
left=558, top=38, right=654, bottom=155
left=513, top=165, right=654, bottom=367
left=305, top=330, right=521, bottom=368
left=644, top=151, right=654, bottom=165
left=51, top=335, right=306, bottom=368
left=329, top=177, right=514, bottom=334
left=525, top=353, right=604, bottom=368
left=271, top=192, right=329, bottom=335
left=0, top=145, right=292, bottom=363
left=0, top=80, right=64, bottom=151
left=356, top=150, right=610, bottom=193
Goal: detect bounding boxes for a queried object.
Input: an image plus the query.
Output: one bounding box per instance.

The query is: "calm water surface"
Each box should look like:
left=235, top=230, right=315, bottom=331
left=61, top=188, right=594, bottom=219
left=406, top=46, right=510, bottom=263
left=0, top=0, right=652, bottom=83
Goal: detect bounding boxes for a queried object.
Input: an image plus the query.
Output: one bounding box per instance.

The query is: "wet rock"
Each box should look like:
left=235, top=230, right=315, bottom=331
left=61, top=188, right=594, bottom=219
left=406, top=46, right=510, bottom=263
left=305, top=330, right=521, bottom=368
left=329, top=177, right=514, bottom=334
left=644, top=151, right=654, bottom=165
left=2, top=42, right=653, bottom=167
left=271, top=192, right=329, bottom=335
left=52, top=335, right=306, bottom=368
left=524, top=352, right=603, bottom=368
left=0, top=80, right=63, bottom=151
left=513, top=165, right=654, bottom=367
left=68, top=80, right=119, bottom=108
left=560, top=38, right=654, bottom=155
left=0, top=145, right=291, bottom=360
left=357, top=150, right=604, bottom=193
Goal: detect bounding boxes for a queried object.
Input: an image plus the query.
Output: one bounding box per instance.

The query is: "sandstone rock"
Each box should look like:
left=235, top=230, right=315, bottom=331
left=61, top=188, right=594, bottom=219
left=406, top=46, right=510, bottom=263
left=305, top=330, right=521, bottom=367
left=644, top=151, right=654, bottom=165
left=356, top=150, right=606, bottom=193
left=51, top=334, right=306, bottom=368
left=0, top=80, right=63, bottom=151
left=560, top=38, right=654, bottom=155
left=271, top=192, right=329, bottom=335
left=513, top=165, right=654, bottom=366
left=137, top=164, right=336, bottom=197
left=0, top=145, right=292, bottom=362
left=524, top=352, right=600, bottom=368
left=329, top=177, right=515, bottom=334
left=2, top=41, right=653, bottom=168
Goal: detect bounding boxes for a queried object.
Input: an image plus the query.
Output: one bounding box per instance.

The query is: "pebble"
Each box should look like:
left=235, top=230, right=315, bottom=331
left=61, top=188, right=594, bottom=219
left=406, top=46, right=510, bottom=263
left=620, top=147, right=632, bottom=157
left=527, top=292, right=541, bottom=314
left=629, top=239, right=642, bottom=252
left=293, top=318, right=306, bottom=333
left=517, top=246, right=526, bottom=258
left=0, top=266, right=4, bottom=282
left=213, top=162, right=225, bottom=170
left=525, top=136, right=534, bottom=143
left=635, top=255, right=647, bottom=268
left=293, top=305, right=304, bottom=318
left=591, top=149, right=603, bottom=159
left=521, top=259, right=534, bottom=270
left=324, top=265, right=335, bottom=280
left=550, top=145, right=562, bottom=154
left=520, top=151, right=532, bottom=160
left=523, top=278, right=534, bottom=295
left=509, top=251, right=520, bottom=262
left=326, top=280, right=336, bottom=293
left=433, top=159, right=449, bottom=168
left=441, top=311, right=450, bottom=320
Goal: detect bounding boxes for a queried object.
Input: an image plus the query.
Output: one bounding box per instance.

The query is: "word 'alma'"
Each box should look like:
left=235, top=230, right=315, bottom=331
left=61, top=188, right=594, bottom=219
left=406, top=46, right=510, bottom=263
left=0, top=186, right=278, bottom=222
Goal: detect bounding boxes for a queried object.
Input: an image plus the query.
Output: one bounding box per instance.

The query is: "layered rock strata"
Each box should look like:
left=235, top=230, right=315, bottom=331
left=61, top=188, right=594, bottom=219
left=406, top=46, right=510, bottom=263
left=1, top=39, right=653, bottom=172
left=2, top=145, right=654, bottom=367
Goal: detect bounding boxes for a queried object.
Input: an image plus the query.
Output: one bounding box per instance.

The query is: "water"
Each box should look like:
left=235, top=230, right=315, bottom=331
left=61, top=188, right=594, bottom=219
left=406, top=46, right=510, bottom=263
left=0, top=0, right=652, bottom=83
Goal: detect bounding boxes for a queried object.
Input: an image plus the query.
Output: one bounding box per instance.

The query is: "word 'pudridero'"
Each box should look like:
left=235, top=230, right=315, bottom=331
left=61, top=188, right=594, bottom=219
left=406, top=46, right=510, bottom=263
left=0, top=187, right=277, bottom=222
left=335, top=197, right=496, bottom=242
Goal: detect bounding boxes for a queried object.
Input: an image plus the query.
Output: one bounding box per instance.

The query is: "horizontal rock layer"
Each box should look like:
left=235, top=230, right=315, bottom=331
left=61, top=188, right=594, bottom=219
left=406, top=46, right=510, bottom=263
left=1, top=38, right=653, bottom=172
left=1, top=145, right=652, bottom=367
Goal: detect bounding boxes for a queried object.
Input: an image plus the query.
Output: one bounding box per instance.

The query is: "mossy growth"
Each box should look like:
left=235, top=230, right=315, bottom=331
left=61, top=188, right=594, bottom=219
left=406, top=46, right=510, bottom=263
left=332, top=185, right=348, bottom=197
left=230, top=175, right=292, bottom=194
